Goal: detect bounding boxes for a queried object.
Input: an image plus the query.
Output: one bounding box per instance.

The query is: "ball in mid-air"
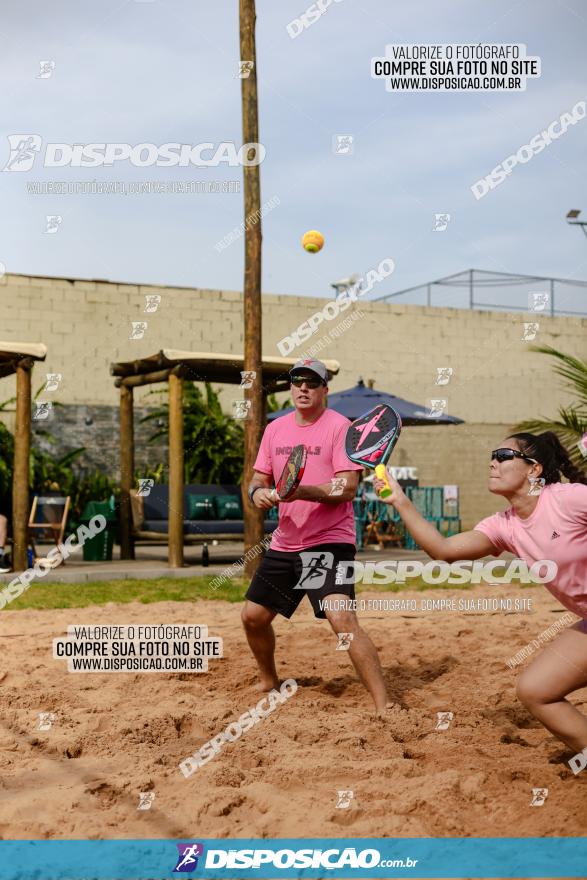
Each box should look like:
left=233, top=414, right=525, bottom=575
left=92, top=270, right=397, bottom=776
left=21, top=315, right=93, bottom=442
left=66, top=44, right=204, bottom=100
left=302, top=230, right=324, bottom=253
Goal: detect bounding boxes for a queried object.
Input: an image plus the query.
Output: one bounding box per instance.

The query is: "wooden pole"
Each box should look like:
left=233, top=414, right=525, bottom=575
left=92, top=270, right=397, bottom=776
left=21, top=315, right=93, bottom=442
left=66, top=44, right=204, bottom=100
left=119, top=384, right=135, bottom=560
left=12, top=360, right=32, bottom=571
left=168, top=373, right=184, bottom=568
left=240, top=0, right=264, bottom=578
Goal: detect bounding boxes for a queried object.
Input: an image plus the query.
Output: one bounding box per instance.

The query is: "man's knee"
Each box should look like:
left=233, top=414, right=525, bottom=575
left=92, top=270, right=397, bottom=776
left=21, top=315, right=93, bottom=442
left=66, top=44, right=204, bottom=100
left=325, top=609, right=359, bottom=634
left=241, top=602, right=273, bottom=630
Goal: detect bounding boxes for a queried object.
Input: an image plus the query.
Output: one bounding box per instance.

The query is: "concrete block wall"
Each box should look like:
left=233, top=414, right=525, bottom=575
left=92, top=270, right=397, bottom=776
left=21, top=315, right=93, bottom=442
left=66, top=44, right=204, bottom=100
left=1, top=273, right=585, bottom=528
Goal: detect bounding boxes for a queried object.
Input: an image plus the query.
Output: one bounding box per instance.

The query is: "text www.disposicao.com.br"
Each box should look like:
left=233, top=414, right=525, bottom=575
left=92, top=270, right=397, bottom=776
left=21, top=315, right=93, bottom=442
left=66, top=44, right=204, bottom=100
left=70, top=657, right=202, bottom=671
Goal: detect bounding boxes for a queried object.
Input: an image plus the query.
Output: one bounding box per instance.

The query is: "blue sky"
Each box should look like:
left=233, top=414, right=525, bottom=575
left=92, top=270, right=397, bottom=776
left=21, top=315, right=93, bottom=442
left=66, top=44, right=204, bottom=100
left=1, top=0, right=586, bottom=310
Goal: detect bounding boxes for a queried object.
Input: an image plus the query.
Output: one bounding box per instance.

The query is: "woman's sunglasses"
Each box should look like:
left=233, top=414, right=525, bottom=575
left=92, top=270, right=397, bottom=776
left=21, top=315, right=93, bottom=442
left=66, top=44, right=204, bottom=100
left=291, top=376, right=324, bottom=389
left=491, top=447, right=538, bottom=464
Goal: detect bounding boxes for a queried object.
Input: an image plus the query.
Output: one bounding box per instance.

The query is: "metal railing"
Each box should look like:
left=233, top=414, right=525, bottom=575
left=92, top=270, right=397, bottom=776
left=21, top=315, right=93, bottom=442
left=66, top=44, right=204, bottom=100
left=376, top=269, right=587, bottom=317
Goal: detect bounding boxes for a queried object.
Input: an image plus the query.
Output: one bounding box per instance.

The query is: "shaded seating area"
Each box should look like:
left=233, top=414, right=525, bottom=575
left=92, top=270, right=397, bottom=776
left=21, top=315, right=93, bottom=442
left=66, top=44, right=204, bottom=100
left=110, top=350, right=340, bottom=568
left=130, top=482, right=278, bottom=565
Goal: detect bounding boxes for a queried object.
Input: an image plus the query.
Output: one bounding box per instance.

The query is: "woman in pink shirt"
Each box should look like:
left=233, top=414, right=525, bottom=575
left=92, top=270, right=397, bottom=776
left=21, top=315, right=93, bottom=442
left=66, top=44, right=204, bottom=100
left=375, top=432, right=587, bottom=754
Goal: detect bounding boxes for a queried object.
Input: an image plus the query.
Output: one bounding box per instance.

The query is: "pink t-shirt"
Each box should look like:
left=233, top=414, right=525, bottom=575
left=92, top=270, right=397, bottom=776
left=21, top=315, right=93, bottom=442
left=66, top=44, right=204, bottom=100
left=474, top=482, right=587, bottom=618
left=254, top=409, right=362, bottom=552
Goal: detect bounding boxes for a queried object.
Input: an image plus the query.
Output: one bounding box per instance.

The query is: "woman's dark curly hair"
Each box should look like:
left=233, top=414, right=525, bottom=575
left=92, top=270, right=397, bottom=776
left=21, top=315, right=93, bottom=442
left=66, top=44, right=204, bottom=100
left=508, top=431, right=587, bottom=485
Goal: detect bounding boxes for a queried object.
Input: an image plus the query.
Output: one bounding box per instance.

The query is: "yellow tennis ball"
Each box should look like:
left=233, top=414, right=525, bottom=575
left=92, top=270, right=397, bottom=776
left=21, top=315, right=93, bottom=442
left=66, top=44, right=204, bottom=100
left=302, top=230, right=324, bottom=253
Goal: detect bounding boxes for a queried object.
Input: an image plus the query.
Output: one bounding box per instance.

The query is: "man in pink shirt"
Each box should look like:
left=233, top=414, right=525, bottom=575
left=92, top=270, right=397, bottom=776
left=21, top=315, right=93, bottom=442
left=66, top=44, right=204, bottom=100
left=242, top=358, right=390, bottom=714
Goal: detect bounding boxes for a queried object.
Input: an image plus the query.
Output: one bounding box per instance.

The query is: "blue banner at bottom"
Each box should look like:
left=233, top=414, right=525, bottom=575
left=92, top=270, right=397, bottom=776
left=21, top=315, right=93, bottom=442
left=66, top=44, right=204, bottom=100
left=0, top=838, right=586, bottom=879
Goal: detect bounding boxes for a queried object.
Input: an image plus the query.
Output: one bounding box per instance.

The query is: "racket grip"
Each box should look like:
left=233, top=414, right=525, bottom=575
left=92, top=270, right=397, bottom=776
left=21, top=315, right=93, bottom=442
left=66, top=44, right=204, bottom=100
left=375, top=464, right=392, bottom=498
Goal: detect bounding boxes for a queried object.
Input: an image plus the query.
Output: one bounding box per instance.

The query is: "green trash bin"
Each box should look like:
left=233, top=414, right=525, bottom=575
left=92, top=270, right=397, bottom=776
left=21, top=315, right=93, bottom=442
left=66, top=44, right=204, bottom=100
left=80, top=500, right=117, bottom=562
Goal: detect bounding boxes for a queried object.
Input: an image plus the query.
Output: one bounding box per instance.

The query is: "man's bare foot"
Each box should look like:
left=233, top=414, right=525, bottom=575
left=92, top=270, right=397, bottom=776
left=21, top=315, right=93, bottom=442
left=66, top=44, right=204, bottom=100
left=255, top=676, right=280, bottom=693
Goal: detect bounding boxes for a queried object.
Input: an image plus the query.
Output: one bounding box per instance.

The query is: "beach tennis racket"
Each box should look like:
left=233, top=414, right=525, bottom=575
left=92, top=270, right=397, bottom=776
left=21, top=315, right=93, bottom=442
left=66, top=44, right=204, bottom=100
left=271, top=444, right=307, bottom=501
left=345, top=404, right=402, bottom=498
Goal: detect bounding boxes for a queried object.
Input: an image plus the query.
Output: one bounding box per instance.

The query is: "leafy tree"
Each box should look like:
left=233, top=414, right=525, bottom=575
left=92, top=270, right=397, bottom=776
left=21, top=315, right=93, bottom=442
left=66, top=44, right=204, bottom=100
left=142, top=382, right=246, bottom=484
left=141, top=384, right=293, bottom=485
left=267, top=392, right=291, bottom=413
left=515, top=345, right=587, bottom=471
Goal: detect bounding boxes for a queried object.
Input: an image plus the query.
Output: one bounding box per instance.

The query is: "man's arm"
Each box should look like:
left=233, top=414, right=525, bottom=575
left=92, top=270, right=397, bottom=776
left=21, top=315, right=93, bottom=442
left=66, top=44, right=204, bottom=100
left=248, top=470, right=276, bottom=510
left=289, top=470, right=359, bottom=505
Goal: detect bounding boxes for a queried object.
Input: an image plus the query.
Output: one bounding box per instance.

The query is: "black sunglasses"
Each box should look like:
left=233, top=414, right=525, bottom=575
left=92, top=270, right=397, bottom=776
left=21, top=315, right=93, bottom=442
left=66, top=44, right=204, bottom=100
left=290, top=376, right=324, bottom=389
left=491, top=447, right=538, bottom=464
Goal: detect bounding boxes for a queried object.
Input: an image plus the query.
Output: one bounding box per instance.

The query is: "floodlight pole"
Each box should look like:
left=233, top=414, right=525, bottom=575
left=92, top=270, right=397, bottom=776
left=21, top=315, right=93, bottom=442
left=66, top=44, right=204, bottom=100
left=567, top=221, right=587, bottom=239
left=240, top=0, right=264, bottom=577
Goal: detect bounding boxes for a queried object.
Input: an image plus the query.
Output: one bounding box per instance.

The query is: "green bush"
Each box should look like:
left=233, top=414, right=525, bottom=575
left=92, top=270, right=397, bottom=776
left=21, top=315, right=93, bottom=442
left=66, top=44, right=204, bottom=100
left=142, top=381, right=246, bottom=484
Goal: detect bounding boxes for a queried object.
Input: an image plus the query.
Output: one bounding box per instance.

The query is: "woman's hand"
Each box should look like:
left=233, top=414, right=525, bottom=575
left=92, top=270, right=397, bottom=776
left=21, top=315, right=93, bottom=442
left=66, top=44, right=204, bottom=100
left=373, top=468, right=407, bottom=507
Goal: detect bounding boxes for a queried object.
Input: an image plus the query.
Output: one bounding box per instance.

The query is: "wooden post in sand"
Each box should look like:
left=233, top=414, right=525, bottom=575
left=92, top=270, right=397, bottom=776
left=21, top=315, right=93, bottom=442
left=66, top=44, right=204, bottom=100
left=168, top=371, right=184, bottom=568
left=12, top=359, right=32, bottom=571
left=119, top=384, right=135, bottom=560
left=240, top=0, right=265, bottom=579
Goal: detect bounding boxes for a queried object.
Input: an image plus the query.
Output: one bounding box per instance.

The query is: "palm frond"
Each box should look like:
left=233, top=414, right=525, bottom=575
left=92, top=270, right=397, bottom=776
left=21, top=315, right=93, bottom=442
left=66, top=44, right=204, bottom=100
left=528, top=345, right=587, bottom=403
left=515, top=346, right=587, bottom=471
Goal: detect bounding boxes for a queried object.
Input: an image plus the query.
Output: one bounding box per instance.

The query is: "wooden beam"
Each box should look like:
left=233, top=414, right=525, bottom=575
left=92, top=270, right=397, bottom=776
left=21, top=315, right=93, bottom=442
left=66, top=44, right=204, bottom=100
left=115, top=365, right=184, bottom=388
left=240, top=0, right=265, bottom=578
left=263, top=381, right=291, bottom=395
left=119, top=384, right=135, bottom=560
left=168, top=372, right=184, bottom=568
left=12, top=362, right=32, bottom=571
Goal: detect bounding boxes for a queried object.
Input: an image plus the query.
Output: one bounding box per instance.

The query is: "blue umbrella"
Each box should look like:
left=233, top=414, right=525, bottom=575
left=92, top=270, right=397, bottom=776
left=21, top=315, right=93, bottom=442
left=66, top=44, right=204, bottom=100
left=267, top=378, right=464, bottom=425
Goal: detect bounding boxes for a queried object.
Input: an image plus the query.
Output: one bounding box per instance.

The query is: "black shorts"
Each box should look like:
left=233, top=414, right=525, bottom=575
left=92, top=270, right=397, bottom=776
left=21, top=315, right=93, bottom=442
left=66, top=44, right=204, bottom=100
left=245, top=542, right=355, bottom=619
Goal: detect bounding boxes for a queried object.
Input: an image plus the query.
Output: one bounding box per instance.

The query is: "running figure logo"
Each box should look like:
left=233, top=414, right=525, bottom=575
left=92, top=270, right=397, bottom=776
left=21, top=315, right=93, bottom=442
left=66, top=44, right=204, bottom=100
left=336, top=790, right=353, bottom=809
left=530, top=788, right=548, bottom=806
left=173, top=843, right=204, bottom=873
left=294, top=551, right=334, bottom=590
left=435, top=367, right=453, bottom=386
left=329, top=476, right=347, bottom=496
left=427, top=399, right=447, bottom=419
left=528, top=292, right=549, bottom=312
left=232, top=400, right=251, bottom=420
left=37, top=712, right=56, bottom=731
left=3, top=134, right=42, bottom=171
left=333, top=135, right=354, bottom=155
left=240, top=370, right=256, bottom=389
left=44, top=373, right=62, bottom=392
left=45, top=215, right=62, bottom=234
left=522, top=322, right=539, bottom=342
left=432, top=213, right=451, bottom=232
left=32, top=401, right=53, bottom=421
left=137, top=791, right=155, bottom=810
left=144, top=294, right=161, bottom=313
left=236, top=60, right=254, bottom=78
left=37, top=60, right=55, bottom=79
left=336, top=633, right=354, bottom=651
left=129, top=321, right=148, bottom=340
left=435, top=711, right=454, bottom=731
